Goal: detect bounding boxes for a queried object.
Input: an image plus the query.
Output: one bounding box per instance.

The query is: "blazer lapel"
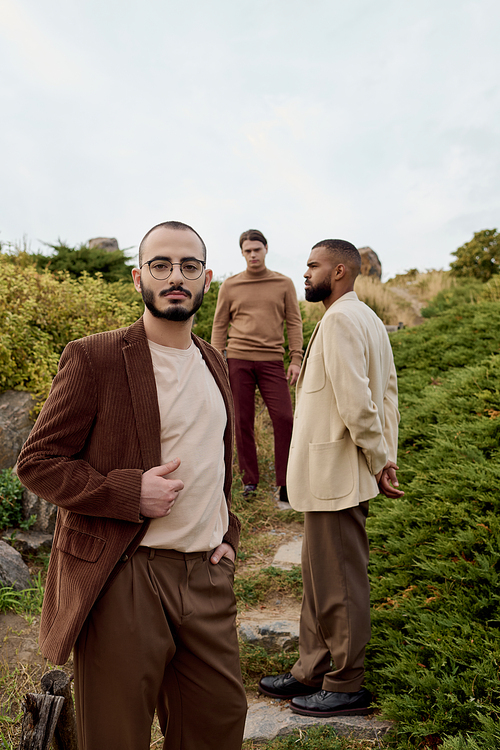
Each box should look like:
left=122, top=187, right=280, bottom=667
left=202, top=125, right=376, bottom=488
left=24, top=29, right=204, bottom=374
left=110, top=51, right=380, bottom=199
left=123, top=318, right=162, bottom=471
left=297, top=320, right=321, bottom=390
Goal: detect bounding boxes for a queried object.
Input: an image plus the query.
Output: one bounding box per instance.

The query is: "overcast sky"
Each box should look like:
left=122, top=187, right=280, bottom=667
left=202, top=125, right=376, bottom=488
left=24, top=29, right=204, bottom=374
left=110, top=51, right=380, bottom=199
left=1, top=0, right=499, bottom=295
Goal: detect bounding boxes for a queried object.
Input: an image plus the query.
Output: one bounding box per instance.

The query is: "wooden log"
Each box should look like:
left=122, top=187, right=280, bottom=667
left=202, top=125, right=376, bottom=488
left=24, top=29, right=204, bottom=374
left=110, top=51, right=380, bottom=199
left=40, top=670, right=79, bottom=750
left=18, top=693, right=64, bottom=750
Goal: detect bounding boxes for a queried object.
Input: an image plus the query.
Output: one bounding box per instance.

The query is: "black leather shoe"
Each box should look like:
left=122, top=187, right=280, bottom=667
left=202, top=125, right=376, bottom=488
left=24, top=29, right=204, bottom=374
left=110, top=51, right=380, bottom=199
left=258, top=672, right=319, bottom=699
left=290, top=687, right=372, bottom=716
left=279, top=485, right=289, bottom=503
left=243, top=483, right=257, bottom=499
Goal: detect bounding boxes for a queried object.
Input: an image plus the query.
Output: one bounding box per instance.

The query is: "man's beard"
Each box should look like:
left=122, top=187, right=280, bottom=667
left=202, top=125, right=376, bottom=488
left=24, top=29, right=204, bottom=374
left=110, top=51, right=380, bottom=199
left=141, top=282, right=205, bottom=322
left=305, top=276, right=332, bottom=303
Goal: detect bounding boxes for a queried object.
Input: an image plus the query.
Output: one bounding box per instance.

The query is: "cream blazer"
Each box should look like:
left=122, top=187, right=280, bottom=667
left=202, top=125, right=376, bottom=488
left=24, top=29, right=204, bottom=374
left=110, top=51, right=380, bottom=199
left=287, top=291, right=399, bottom=512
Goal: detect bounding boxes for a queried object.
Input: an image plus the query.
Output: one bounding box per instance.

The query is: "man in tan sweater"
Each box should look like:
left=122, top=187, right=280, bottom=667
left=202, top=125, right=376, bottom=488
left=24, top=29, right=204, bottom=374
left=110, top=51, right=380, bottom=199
left=211, top=229, right=303, bottom=500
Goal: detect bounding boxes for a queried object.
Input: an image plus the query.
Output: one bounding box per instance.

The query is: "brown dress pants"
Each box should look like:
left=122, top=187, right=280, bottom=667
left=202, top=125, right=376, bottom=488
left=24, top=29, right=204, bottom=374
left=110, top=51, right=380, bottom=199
left=73, top=547, right=247, bottom=750
left=228, top=359, right=293, bottom=486
left=291, top=504, right=371, bottom=693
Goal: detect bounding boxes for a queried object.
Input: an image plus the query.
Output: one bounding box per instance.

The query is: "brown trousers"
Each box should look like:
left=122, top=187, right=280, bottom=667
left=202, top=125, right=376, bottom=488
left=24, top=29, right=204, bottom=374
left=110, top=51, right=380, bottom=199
left=73, top=547, right=247, bottom=750
left=291, top=504, right=371, bottom=693
left=228, top=359, right=293, bottom=486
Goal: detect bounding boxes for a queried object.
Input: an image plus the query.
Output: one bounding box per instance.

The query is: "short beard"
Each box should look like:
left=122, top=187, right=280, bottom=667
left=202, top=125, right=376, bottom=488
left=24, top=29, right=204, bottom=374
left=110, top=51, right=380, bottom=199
left=305, top=277, right=332, bottom=303
left=141, top=283, right=205, bottom=322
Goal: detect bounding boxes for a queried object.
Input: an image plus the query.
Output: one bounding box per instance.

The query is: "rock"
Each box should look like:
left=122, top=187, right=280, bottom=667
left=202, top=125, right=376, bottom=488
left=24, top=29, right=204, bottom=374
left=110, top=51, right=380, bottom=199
left=0, top=391, right=35, bottom=471
left=0, top=539, right=32, bottom=590
left=271, top=539, right=302, bottom=569
left=239, top=620, right=299, bottom=653
left=358, top=247, right=382, bottom=280
left=22, top=488, right=57, bottom=533
left=385, top=322, right=405, bottom=333
left=4, top=529, right=53, bottom=555
left=88, top=237, right=119, bottom=252
left=244, top=701, right=393, bottom=742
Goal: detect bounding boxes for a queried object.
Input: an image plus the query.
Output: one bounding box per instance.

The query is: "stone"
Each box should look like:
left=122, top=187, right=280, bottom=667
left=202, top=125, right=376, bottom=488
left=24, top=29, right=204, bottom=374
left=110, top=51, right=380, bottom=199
left=358, top=246, right=382, bottom=280
left=238, top=620, right=299, bottom=653
left=22, top=488, right=57, bottom=533
left=4, top=529, right=53, bottom=555
left=244, top=701, right=393, bottom=742
left=271, top=539, right=302, bottom=569
left=0, top=391, right=35, bottom=471
left=0, top=539, right=32, bottom=590
left=88, top=237, right=119, bottom=252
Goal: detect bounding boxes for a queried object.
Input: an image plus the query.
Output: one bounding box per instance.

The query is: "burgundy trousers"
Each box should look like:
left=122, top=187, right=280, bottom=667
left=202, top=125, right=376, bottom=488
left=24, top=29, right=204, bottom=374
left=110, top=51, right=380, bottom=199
left=227, top=358, right=293, bottom=486
left=291, top=504, right=371, bottom=693
left=73, top=547, right=247, bottom=750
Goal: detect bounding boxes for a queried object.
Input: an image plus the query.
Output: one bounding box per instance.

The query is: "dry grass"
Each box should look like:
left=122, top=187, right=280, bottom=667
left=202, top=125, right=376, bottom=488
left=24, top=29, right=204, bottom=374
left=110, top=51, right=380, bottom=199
left=0, top=652, right=47, bottom=748
left=301, top=270, right=453, bottom=328
left=385, top=268, right=452, bottom=301
left=354, top=276, right=417, bottom=326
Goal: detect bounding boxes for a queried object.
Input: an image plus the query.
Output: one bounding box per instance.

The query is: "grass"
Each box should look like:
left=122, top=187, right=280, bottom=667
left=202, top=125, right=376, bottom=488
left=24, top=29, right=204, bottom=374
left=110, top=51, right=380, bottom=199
left=0, top=573, right=45, bottom=617
left=242, top=727, right=380, bottom=749
left=0, top=647, right=51, bottom=749
left=300, top=269, right=453, bottom=335
left=234, top=566, right=303, bottom=606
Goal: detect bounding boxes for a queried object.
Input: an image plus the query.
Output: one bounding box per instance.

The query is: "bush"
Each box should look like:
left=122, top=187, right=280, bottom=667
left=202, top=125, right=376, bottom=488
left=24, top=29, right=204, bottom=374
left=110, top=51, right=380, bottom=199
left=0, top=469, right=25, bottom=531
left=450, top=229, right=500, bottom=281
left=192, top=279, right=221, bottom=342
left=33, top=241, right=135, bottom=283
left=0, top=253, right=142, bottom=404
left=366, top=295, right=500, bottom=746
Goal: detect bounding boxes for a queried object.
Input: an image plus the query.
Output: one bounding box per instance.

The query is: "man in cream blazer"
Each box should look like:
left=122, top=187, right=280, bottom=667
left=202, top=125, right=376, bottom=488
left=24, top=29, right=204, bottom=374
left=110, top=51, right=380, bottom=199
left=259, top=239, right=403, bottom=717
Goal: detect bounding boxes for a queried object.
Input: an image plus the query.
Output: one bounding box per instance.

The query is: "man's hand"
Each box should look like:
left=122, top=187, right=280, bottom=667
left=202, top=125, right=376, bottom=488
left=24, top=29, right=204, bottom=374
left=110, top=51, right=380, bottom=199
left=140, top=458, right=184, bottom=518
left=375, top=460, right=404, bottom=499
left=210, top=542, right=236, bottom=565
left=287, top=363, right=301, bottom=386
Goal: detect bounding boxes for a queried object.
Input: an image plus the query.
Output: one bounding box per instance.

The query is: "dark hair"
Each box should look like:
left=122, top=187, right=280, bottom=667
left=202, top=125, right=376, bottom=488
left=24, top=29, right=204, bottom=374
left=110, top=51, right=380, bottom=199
left=311, top=239, right=361, bottom=277
left=239, top=229, right=268, bottom=249
left=139, top=221, right=207, bottom=266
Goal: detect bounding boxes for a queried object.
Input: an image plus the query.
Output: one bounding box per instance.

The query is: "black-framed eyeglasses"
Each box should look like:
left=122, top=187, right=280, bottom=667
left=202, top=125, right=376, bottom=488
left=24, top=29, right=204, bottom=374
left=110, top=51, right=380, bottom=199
left=140, top=259, right=206, bottom=281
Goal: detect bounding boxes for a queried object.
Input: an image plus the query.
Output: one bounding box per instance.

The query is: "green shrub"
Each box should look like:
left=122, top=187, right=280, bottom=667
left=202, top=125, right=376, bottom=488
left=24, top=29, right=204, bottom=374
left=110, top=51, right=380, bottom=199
left=366, top=299, right=500, bottom=746
left=0, top=253, right=142, bottom=404
left=33, top=241, right=134, bottom=283
left=421, top=279, right=483, bottom=317
left=0, top=469, right=25, bottom=531
left=192, top=279, right=221, bottom=342
left=450, top=229, right=500, bottom=281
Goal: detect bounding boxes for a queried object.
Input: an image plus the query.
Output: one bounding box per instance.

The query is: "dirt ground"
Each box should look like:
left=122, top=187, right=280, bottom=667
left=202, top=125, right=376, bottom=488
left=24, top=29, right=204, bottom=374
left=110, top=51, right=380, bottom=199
left=0, top=612, right=44, bottom=669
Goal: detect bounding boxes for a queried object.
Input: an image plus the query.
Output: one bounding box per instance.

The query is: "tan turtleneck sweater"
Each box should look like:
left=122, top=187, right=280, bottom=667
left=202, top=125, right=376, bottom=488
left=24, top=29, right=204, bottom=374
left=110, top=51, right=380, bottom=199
left=211, top=267, right=303, bottom=366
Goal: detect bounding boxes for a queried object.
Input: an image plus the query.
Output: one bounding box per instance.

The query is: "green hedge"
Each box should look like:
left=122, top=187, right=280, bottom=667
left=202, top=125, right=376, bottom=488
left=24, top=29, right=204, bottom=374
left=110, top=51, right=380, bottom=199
left=366, top=294, right=500, bottom=748
left=0, top=253, right=143, bottom=404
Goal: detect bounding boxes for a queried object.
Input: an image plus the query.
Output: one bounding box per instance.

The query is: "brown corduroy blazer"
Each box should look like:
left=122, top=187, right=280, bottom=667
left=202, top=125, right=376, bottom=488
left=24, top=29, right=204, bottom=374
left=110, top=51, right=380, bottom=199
left=17, top=317, right=239, bottom=665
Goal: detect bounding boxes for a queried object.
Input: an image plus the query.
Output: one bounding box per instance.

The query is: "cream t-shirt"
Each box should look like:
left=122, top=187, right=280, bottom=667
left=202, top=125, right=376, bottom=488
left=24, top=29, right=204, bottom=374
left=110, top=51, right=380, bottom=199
left=141, top=341, right=228, bottom=552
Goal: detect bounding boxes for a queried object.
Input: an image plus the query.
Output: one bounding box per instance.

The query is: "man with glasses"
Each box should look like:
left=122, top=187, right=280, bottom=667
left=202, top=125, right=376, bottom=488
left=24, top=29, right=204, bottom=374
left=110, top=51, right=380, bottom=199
left=17, top=221, right=247, bottom=750
left=211, top=229, right=303, bottom=501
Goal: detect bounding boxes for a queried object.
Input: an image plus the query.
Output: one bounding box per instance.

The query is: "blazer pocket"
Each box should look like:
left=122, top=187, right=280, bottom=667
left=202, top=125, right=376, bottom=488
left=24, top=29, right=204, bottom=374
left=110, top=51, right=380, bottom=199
left=56, top=524, right=106, bottom=563
left=303, top=354, right=325, bottom=393
left=309, top=439, right=354, bottom=499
